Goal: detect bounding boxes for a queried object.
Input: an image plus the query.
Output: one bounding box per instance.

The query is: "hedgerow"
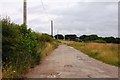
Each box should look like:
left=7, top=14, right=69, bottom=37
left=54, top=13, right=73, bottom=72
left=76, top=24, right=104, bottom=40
left=1, top=18, right=58, bottom=78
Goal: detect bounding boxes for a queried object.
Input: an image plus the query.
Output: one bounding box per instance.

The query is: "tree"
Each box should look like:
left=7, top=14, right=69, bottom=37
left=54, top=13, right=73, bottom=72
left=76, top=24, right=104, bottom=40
left=54, top=34, right=64, bottom=40
left=65, top=34, right=77, bottom=41
left=79, top=35, right=88, bottom=41
left=79, top=34, right=99, bottom=42
left=88, top=34, right=98, bottom=41
left=115, top=38, right=120, bottom=44
left=103, top=37, right=116, bottom=43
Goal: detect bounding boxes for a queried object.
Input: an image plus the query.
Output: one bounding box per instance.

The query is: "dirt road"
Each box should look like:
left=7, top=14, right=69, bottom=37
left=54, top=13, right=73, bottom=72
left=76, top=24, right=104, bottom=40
left=25, top=45, right=118, bottom=78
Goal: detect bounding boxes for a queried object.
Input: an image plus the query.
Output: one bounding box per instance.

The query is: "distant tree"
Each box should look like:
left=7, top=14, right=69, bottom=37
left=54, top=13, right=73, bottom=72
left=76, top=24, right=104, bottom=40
left=65, top=34, right=77, bottom=41
left=79, top=35, right=88, bottom=41
left=88, top=34, right=99, bottom=41
left=103, top=37, right=116, bottom=43
left=115, top=38, right=120, bottom=44
left=64, top=33, right=120, bottom=44
left=79, top=34, right=99, bottom=42
left=98, top=37, right=103, bottom=40
left=54, top=34, right=64, bottom=40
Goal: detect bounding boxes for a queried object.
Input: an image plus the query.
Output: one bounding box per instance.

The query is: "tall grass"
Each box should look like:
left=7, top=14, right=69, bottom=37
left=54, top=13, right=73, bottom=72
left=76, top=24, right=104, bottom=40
left=62, top=41, right=120, bottom=67
left=40, top=43, right=58, bottom=59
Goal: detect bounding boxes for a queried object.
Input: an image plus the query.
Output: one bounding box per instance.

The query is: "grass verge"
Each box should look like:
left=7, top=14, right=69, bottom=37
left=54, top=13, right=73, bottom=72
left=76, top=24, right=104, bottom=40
left=61, top=40, right=120, bottom=67
left=38, top=42, right=59, bottom=60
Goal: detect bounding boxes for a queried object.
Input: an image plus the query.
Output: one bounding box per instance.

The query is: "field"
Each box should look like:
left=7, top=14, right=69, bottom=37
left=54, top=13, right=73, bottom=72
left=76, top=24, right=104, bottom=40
left=61, top=40, right=120, bottom=67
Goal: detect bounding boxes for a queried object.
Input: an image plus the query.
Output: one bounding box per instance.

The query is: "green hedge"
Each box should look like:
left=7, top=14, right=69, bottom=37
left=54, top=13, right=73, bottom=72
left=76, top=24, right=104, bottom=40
left=2, top=18, right=41, bottom=78
left=1, top=18, right=59, bottom=78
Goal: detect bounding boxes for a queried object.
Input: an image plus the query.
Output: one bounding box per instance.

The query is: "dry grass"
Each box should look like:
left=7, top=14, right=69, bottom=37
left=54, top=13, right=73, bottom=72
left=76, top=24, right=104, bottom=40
left=62, top=41, right=120, bottom=67
left=38, top=42, right=58, bottom=59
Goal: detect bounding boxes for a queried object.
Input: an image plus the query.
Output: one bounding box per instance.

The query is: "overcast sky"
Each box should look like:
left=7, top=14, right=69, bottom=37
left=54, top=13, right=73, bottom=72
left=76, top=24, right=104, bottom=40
left=0, top=0, right=119, bottom=37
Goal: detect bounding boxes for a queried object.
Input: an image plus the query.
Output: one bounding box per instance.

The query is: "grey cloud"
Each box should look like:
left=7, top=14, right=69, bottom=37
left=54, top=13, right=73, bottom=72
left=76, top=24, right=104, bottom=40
left=0, top=0, right=118, bottom=37
left=48, top=2, right=118, bottom=37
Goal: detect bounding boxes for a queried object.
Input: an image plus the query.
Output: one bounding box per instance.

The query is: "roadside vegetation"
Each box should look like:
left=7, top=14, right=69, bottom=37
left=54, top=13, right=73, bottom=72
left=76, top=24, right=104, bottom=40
left=36, top=33, right=59, bottom=59
left=1, top=17, right=119, bottom=78
left=2, top=18, right=59, bottom=78
left=62, top=40, right=120, bottom=67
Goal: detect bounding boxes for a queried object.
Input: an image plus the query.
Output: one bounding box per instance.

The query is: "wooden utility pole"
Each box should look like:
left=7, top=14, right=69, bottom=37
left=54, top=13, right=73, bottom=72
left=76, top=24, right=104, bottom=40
left=51, top=20, right=53, bottom=37
left=23, top=0, right=27, bottom=25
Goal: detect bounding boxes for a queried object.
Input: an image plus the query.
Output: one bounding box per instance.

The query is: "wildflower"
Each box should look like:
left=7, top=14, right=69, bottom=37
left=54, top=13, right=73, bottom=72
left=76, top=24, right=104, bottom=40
left=13, top=71, right=16, bottom=73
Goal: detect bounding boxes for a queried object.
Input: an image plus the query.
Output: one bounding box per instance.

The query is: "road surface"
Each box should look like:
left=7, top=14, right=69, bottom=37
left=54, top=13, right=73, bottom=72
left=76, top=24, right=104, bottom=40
left=25, top=45, right=118, bottom=78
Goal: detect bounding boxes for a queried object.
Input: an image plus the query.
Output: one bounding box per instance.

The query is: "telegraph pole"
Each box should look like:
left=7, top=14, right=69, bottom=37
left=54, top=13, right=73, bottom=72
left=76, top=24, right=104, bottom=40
left=23, top=0, right=27, bottom=25
left=51, top=20, right=53, bottom=37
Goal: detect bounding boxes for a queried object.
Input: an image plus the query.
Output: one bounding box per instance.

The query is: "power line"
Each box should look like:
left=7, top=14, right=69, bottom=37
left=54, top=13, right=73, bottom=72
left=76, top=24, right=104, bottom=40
left=40, top=0, right=51, bottom=20
left=41, top=0, right=54, bottom=36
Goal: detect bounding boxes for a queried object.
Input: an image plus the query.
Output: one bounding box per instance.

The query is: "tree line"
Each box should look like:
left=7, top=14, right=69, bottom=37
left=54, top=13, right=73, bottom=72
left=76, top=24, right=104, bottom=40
left=54, top=34, right=120, bottom=44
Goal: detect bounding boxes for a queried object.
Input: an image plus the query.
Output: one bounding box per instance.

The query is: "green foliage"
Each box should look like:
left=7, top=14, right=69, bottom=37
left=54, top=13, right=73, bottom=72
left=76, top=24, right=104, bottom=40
left=54, top=34, right=64, bottom=40
left=94, top=40, right=106, bottom=43
left=37, top=33, right=53, bottom=43
left=2, top=18, right=59, bottom=78
left=65, top=34, right=77, bottom=41
left=2, top=18, right=40, bottom=78
left=79, top=34, right=99, bottom=42
left=103, top=37, right=120, bottom=44
left=88, top=52, right=100, bottom=59
left=79, top=34, right=120, bottom=44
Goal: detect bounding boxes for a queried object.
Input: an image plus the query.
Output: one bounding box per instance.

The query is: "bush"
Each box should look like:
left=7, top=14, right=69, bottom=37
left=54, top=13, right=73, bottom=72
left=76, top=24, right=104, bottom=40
left=37, top=33, right=54, bottom=43
left=2, top=18, right=41, bottom=78
left=94, top=40, right=106, bottom=43
left=2, top=18, right=59, bottom=78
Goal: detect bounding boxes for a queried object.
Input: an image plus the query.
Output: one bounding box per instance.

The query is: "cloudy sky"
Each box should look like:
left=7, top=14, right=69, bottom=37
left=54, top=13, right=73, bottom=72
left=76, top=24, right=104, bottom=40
left=0, top=0, right=119, bottom=37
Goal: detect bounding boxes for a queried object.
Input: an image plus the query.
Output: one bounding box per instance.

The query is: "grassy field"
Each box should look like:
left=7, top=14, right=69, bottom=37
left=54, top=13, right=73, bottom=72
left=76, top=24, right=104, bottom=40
left=61, top=40, right=120, bottom=67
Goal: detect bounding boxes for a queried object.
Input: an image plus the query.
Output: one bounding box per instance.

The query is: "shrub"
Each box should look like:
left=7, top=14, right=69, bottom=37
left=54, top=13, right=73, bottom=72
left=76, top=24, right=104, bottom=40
left=37, top=33, right=54, bottom=43
left=2, top=18, right=59, bottom=78
left=2, top=18, right=41, bottom=78
left=94, top=40, right=106, bottom=43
